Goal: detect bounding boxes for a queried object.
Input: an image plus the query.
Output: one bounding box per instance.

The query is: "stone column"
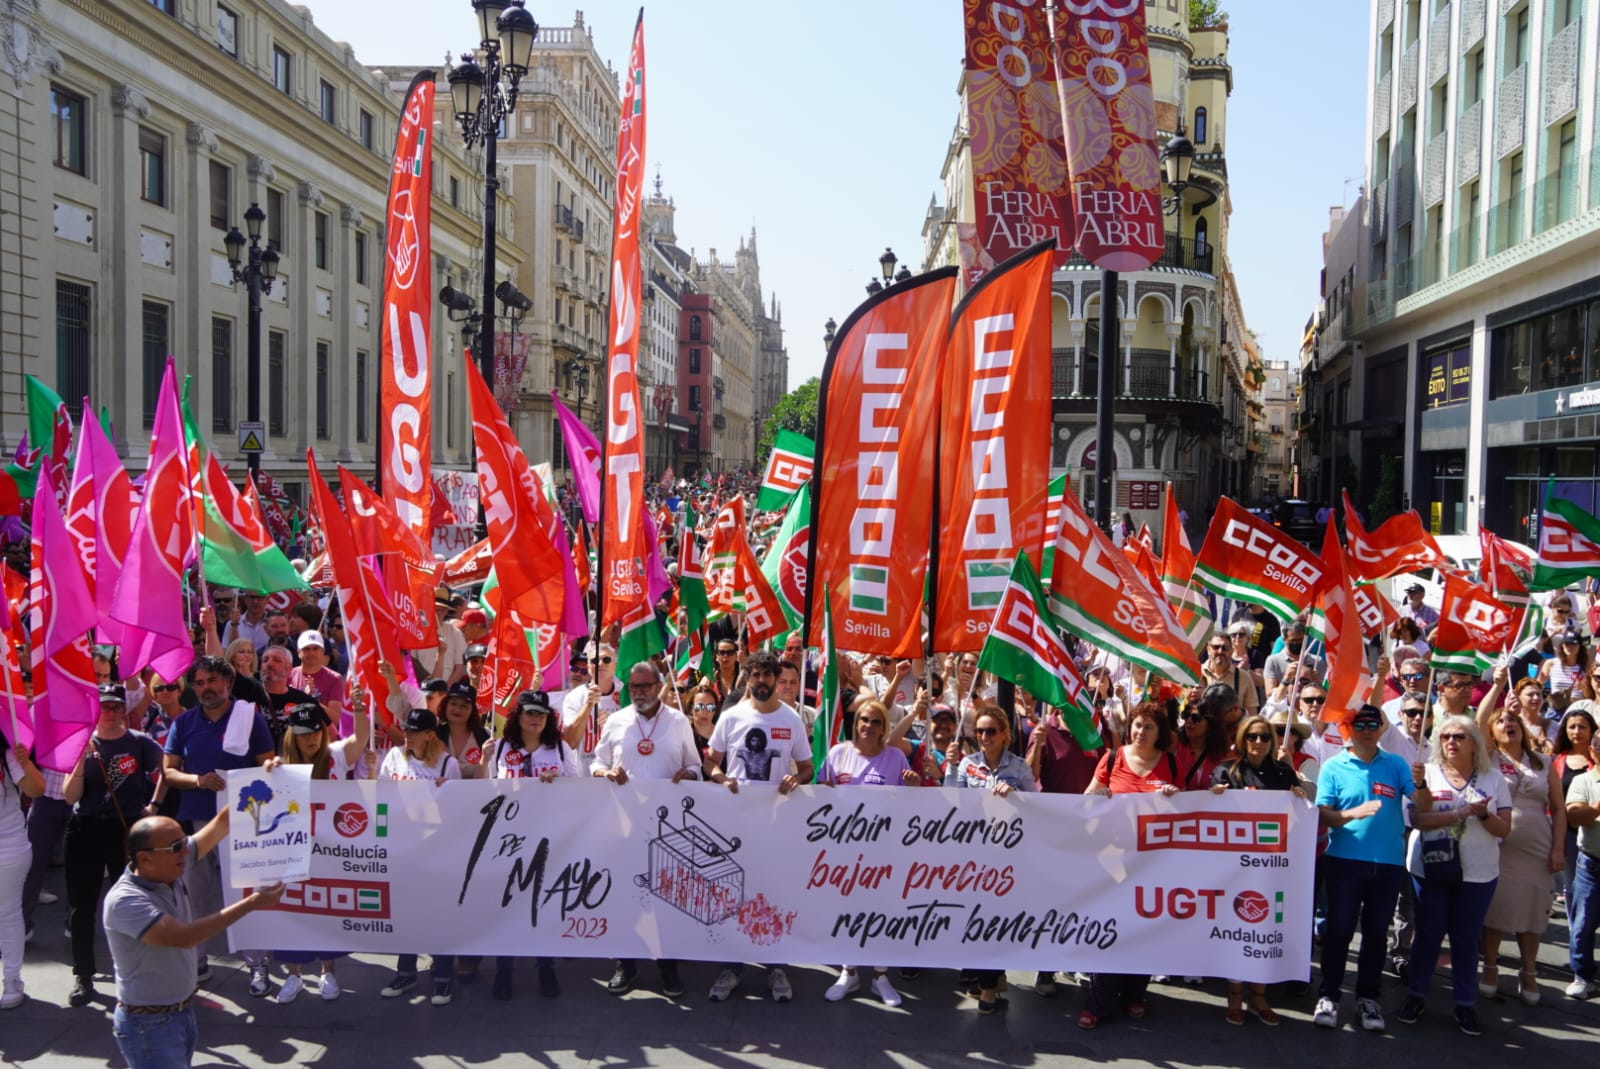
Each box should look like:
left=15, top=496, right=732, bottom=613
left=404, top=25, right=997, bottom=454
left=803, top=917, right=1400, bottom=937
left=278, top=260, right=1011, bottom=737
left=336, top=202, right=362, bottom=461
left=108, top=83, right=150, bottom=449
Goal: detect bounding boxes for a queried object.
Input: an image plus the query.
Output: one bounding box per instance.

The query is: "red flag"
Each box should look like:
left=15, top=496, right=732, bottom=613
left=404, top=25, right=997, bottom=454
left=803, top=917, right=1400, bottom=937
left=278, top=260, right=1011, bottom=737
left=1308, top=519, right=1375, bottom=722
left=600, top=12, right=650, bottom=629
left=1341, top=490, right=1446, bottom=583
left=934, top=241, right=1055, bottom=651
left=1433, top=573, right=1514, bottom=672
left=1193, top=497, right=1323, bottom=623
left=379, top=71, right=436, bottom=539
left=466, top=358, right=566, bottom=624
left=1160, top=483, right=1211, bottom=648
left=339, top=467, right=438, bottom=650
left=441, top=538, right=493, bottom=587
left=573, top=521, right=592, bottom=599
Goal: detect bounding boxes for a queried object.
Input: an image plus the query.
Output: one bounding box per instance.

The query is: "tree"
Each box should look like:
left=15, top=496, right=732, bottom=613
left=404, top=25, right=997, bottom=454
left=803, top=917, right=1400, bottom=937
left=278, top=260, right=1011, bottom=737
left=1189, top=0, right=1228, bottom=29
left=236, top=779, right=274, bottom=835
left=1370, top=454, right=1402, bottom=528
left=756, top=377, right=819, bottom=461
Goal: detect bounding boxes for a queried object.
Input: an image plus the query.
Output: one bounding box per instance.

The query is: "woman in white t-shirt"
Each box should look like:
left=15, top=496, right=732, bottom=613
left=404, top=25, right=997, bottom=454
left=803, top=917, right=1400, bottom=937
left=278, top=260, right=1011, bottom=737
left=378, top=709, right=463, bottom=1006
left=486, top=690, right=570, bottom=1001
left=0, top=730, right=43, bottom=1008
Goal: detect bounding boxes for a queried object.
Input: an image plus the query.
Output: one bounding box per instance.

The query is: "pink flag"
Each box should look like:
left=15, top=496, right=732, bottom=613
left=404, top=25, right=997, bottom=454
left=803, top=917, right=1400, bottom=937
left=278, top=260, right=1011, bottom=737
left=641, top=507, right=672, bottom=606
left=552, top=392, right=602, bottom=524
left=27, top=456, right=97, bottom=771
left=109, top=359, right=196, bottom=682
left=74, top=413, right=136, bottom=643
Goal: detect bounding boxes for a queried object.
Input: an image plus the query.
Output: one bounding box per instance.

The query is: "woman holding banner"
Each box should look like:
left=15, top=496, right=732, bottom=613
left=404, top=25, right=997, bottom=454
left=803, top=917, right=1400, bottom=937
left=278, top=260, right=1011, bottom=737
left=1209, top=714, right=1305, bottom=1025
left=436, top=682, right=491, bottom=781
left=1176, top=684, right=1238, bottom=792
left=1081, top=702, right=1181, bottom=1029
left=818, top=699, right=912, bottom=1007
left=948, top=709, right=1036, bottom=1015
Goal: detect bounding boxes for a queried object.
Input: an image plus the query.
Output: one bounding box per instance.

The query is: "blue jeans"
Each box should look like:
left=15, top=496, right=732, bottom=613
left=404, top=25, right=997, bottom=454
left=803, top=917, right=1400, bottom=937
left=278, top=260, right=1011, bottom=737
left=1569, top=852, right=1600, bottom=981
left=112, top=1005, right=197, bottom=1069
left=1319, top=855, right=1405, bottom=1002
left=1408, top=876, right=1497, bottom=1006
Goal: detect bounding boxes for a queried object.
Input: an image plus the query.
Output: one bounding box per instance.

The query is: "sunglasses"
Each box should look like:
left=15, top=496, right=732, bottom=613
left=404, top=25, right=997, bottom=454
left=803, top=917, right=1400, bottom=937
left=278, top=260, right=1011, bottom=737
left=154, top=684, right=181, bottom=693
left=1440, top=681, right=1471, bottom=689
left=715, top=649, right=737, bottom=656
left=1244, top=732, right=1273, bottom=743
left=1208, top=645, right=1228, bottom=653
left=692, top=702, right=718, bottom=711
left=143, top=838, right=186, bottom=856
left=1402, top=707, right=1426, bottom=717
left=1182, top=711, right=1211, bottom=722
left=1440, top=732, right=1469, bottom=742
left=1300, top=695, right=1327, bottom=705
left=973, top=727, right=1001, bottom=737
left=1351, top=720, right=1384, bottom=731
left=591, top=656, right=615, bottom=665
left=1400, top=672, right=1426, bottom=681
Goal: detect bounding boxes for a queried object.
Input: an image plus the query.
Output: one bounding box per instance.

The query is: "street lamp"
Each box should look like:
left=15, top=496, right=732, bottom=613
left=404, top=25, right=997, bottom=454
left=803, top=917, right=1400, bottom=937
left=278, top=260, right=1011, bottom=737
left=446, top=0, right=538, bottom=387
left=224, top=201, right=281, bottom=476
left=864, top=247, right=913, bottom=296
left=823, top=316, right=837, bottom=351
left=1162, top=127, right=1195, bottom=265
left=563, top=358, right=590, bottom=421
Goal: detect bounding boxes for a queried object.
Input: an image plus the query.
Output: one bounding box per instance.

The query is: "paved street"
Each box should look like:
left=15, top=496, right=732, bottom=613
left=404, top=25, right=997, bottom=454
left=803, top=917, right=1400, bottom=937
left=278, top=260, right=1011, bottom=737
left=4, top=869, right=1599, bottom=1068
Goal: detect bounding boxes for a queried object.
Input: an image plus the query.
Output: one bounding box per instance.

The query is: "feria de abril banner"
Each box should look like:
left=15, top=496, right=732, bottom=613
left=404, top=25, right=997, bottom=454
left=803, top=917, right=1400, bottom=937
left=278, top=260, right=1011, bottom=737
left=961, top=0, right=1073, bottom=285
left=379, top=71, right=436, bottom=540
left=934, top=241, right=1056, bottom=651
left=1053, top=0, right=1163, bottom=271
left=807, top=269, right=958, bottom=658
left=223, top=776, right=1314, bottom=982
left=600, top=12, right=650, bottom=628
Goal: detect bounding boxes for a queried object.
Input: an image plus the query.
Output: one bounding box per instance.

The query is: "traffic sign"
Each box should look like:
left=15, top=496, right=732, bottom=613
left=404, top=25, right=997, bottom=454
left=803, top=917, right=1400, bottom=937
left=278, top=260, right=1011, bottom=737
left=239, top=421, right=266, bottom=453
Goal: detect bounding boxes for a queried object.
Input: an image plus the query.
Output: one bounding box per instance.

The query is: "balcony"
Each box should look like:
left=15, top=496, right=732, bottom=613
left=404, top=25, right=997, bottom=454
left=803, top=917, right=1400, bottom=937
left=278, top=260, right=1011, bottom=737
left=551, top=322, right=584, bottom=353
left=1063, top=233, right=1214, bottom=274
left=713, top=413, right=726, bottom=430
left=554, top=205, right=574, bottom=233
left=1051, top=354, right=1218, bottom=409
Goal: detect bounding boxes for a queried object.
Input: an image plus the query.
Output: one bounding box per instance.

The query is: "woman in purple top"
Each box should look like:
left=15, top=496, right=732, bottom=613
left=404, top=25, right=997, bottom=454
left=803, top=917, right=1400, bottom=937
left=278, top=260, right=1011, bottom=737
left=817, top=700, right=913, bottom=1007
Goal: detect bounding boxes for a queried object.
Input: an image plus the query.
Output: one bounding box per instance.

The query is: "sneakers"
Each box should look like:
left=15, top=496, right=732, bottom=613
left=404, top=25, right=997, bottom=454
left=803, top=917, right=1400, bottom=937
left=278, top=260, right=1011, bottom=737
left=708, top=969, right=740, bottom=1002
left=0, top=984, right=24, bottom=1010
left=1396, top=995, right=1424, bottom=1025
left=606, top=963, right=636, bottom=995
left=1357, top=997, right=1385, bottom=1032
left=379, top=973, right=417, bottom=998
left=318, top=973, right=340, bottom=1001
left=660, top=963, right=684, bottom=999
left=430, top=979, right=453, bottom=1006
left=492, top=970, right=513, bottom=1002
left=37, top=890, right=58, bottom=905
left=769, top=967, right=793, bottom=1003
left=248, top=964, right=271, bottom=998
left=275, top=974, right=304, bottom=1005
left=68, top=976, right=93, bottom=1007
left=1455, top=1005, right=1482, bottom=1036
left=1567, top=976, right=1596, bottom=1000
left=537, top=962, right=560, bottom=999
left=1312, top=996, right=1338, bottom=1028
left=825, top=969, right=860, bottom=1002
left=1035, top=971, right=1058, bottom=998
left=871, top=972, right=902, bottom=1008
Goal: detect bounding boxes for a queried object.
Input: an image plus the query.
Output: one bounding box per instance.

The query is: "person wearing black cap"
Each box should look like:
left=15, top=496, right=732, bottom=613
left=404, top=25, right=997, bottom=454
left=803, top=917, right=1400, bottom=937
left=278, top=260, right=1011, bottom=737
left=437, top=681, right=490, bottom=780
left=1399, top=582, right=1440, bottom=631
left=462, top=643, right=489, bottom=694
left=61, top=683, right=166, bottom=1007
left=379, top=709, right=462, bottom=1005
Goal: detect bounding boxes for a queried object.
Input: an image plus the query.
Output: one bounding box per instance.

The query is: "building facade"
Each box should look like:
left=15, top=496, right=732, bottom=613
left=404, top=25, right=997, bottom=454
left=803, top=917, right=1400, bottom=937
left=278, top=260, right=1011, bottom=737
left=1324, top=0, right=1600, bottom=538
left=0, top=0, right=515, bottom=502
left=922, top=5, right=1263, bottom=531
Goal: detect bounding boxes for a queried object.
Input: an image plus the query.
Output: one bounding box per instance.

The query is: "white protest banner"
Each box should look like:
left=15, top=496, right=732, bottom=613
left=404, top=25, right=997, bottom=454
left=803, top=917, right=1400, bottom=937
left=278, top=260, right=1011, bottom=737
left=222, top=780, right=1314, bottom=981
left=225, top=766, right=313, bottom=889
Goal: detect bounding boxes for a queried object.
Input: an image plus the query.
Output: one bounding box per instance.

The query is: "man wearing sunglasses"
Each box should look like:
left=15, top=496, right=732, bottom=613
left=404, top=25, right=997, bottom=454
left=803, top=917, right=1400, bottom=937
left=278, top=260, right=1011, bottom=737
left=561, top=643, right=620, bottom=775
left=103, top=808, right=283, bottom=1069
left=1202, top=635, right=1260, bottom=717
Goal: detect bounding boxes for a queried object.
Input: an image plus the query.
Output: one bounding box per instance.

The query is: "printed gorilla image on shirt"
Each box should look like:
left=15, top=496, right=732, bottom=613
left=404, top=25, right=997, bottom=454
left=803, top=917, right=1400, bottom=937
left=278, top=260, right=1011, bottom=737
left=740, top=726, right=778, bottom=782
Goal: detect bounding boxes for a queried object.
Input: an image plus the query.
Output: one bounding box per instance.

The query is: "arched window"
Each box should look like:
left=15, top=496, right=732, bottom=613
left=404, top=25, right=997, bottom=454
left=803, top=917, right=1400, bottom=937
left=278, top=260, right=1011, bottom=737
left=1193, top=106, right=1208, bottom=145
left=689, top=315, right=702, bottom=340
left=1194, top=217, right=1210, bottom=255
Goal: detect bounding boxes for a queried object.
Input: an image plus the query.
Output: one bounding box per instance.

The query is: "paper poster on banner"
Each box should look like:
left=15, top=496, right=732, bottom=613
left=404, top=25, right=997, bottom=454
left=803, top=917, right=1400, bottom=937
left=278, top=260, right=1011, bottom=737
left=225, top=766, right=313, bottom=889
left=221, top=780, right=1314, bottom=981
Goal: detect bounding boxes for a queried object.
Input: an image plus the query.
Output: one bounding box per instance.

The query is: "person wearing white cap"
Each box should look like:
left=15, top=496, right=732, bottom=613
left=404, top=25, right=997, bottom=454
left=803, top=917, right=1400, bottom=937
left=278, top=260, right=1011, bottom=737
left=288, top=632, right=346, bottom=734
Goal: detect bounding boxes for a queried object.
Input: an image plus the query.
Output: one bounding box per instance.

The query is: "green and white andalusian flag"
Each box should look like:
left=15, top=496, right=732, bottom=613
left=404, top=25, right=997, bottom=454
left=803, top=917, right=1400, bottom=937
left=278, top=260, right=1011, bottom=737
left=759, top=483, right=809, bottom=642
left=756, top=429, right=814, bottom=512
left=1532, top=483, right=1600, bottom=590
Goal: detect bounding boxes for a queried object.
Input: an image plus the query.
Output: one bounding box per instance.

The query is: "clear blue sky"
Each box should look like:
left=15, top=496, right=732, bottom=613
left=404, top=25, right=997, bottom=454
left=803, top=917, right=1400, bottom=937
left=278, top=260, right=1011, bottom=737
left=312, top=2, right=1371, bottom=384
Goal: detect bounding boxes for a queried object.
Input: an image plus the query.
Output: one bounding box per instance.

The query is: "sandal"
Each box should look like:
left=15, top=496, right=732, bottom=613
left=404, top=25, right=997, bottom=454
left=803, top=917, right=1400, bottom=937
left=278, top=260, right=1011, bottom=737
left=1521, top=968, right=1540, bottom=1006
left=1125, top=1000, right=1147, bottom=1019
left=1225, top=1005, right=1245, bottom=1026
left=1077, top=1010, right=1100, bottom=1030
left=1249, top=997, right=1281, bottom=1026
left=1478, top=965, right=1500, bottom=1000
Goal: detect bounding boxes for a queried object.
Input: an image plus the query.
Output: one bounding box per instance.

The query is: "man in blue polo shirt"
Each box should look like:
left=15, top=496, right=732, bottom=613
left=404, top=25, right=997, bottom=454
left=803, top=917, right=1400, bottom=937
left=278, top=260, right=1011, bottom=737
left=161, top=656, right=275, bottom=993
left=1314, top=703, right=1417, bottom=1033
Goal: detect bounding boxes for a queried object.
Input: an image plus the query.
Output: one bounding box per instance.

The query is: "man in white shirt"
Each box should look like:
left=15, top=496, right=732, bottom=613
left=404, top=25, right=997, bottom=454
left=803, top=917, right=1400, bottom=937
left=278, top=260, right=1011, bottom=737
left=592, top=660, right=698, bottom=999
left=222, top=592, right=271, bottom=653
left=562, top=643, right=620, bottom=775
left=704, top=651, right=812, bottom=1004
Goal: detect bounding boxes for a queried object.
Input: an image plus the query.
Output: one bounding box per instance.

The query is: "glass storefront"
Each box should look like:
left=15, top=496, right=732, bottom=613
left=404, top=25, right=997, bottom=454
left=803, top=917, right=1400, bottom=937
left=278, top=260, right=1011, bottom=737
left=1485, top=444, right=1600, bottom=543
left=1418, top=450, right=1466, bottom=534
left=1489, top=296, right=1600, bottom=397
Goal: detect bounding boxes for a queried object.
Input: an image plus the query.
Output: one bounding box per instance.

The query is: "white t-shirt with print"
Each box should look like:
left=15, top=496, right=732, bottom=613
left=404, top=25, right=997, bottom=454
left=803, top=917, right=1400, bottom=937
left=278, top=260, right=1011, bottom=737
left=709, top=701, right=808, bottom=785
left=378, top=748, right=461, bottom=782
left=492, top=740, right=580, bottom=780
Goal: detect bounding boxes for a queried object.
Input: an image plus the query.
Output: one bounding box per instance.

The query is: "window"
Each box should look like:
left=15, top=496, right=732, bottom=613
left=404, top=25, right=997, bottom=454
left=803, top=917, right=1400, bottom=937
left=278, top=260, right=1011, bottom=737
left=313, top=211, right=328, bottom=270
left=216, top=6, right=238, bottom=55
left=1193, top=106, right=1207, bottom=144
left=1551, top=119, right=1579, bottom=226
left=268, top=330, right=287, bottom=436
left=138, top=127, right=165, bottom=205
left=273, top=47, right=292, bottom=94
left=1193, top=217, right=1209, bottom=255
left=141, top=301, right=170, bottom=429
left=449, top=176, right=460, bottom=208
left=315, top=342, right=330, bottom=440
left=446, top=372, right=457, bottom=448
left=1463, top=48, right=1484, bottom=108
left=689, top=348, right=701, bottom=374
left=1507, top=6, right=1530, bottom=72
left=359, top=109, right=374, bottom=150
left=690, top=315, right=702, bottom=341
left=689, top=384, right=702, bottom=411
left=51, top=85, right=85, bottom=174
left=319, top=80, right=336, bottom=124
left=56, top=280, right=92, bottom=414
left=1551, top=0, right=1579, bottom=31
left=354, top=230, right=368, bottom=286
left=355, top=350, right=369, bottom=443
left=266, top=188, right=285, bottom=253
left=148, top=0, right=174, bottom=13
left=212, top=317, right=233, bottom=432
left=209, top=160, right=231, bottom=230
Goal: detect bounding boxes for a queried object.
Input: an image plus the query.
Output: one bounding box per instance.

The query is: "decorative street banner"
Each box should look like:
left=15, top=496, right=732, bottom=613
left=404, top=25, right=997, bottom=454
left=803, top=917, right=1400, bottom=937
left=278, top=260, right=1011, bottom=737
left=1053, top=0, right=1163, bottom=271
left=808, top=269, right=958, bottom=658
left=226, top=767, right=313, bottom=889
left=379, top=71, right=436, bottom=540
left=222, top=779, right=1314, bottom=981
left=961, top=0, right=1073, bottom=285
left=934, top=241, right=1055, bottom=650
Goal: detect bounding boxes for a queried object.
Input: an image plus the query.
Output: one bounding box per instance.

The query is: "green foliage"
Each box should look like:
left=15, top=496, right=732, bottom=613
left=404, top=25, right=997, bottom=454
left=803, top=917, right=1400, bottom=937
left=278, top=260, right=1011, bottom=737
left=1189, top=0, right=1228, bottom=28
left=757, top=377, right=819, bottom=460
left=1370, top=454, right=1402, bottom=527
